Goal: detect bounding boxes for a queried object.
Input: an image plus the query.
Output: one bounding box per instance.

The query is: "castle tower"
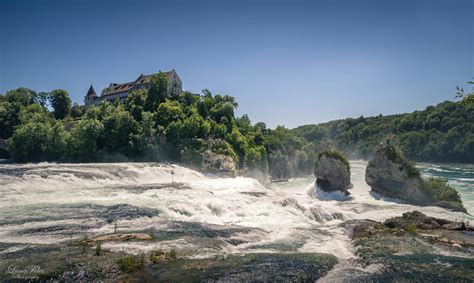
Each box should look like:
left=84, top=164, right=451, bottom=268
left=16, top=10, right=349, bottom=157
left=84, top=84, right=98, bottom=108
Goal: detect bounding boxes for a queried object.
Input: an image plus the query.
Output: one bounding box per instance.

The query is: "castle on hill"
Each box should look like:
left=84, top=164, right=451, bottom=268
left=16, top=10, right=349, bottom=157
left=84, top=69, right=183, bottom=108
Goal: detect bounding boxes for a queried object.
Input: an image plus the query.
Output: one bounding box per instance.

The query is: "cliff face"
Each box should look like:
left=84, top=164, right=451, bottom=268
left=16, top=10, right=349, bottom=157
left=365, top=145, right=466, bottom=213
left=314, top=150, right=351, bottom=194
left=202, top=150, right=237, bottom=176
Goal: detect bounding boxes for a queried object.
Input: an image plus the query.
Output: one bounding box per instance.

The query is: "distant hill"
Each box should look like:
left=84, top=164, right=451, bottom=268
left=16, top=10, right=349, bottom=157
left=292, top=100, right=474, bottom=163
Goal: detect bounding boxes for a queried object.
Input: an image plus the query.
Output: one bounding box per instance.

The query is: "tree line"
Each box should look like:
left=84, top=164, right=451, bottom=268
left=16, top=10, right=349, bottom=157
left=0, top=73, right=316, bottom=179
left=293, top=81, right=474, bottom=163
left=1, top=76, right=472, bottom=179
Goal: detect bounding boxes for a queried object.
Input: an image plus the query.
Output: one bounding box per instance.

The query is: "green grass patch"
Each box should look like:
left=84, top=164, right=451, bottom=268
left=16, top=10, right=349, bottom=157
left=149, top=249, right=177, bottom=264
left=405, top=224, right=417, bottom=235
left=116, top=254, right=146, bottom=273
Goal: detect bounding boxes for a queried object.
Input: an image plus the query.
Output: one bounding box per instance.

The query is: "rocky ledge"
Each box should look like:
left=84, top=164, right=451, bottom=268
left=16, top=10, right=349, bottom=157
left=314, top=149, right=351, bottom=194
left=342, top=211, right=474, bottom=281
left=365, top=145, right=466, bottom=213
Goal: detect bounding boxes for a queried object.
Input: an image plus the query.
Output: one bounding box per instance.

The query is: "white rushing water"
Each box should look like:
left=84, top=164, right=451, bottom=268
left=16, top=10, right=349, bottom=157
left=0, top=161, right=472, bottom=261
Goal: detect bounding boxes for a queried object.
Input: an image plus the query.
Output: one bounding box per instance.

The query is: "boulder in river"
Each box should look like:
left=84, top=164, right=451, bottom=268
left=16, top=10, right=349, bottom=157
left=365, top=145, right=466, bottom=213
left=314, top=149, right=351, bottom=194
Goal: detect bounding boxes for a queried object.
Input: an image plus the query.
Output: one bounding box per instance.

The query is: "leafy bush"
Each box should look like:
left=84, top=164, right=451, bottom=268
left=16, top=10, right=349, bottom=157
left=149, top=249, right=176, bottom=263
left=422, top=177, right=462, bottom=203
left=167, top=249, right=177, bottom=259
left=116, top=254, right=145, bottom=273
left=149, top=250, right=165, bottom=264
left=406, top=224, right=417, bottom=235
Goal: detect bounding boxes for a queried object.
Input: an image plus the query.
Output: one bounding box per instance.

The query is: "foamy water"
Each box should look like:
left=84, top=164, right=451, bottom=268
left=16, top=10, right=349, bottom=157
left=0, top=161, right=472, bottom=261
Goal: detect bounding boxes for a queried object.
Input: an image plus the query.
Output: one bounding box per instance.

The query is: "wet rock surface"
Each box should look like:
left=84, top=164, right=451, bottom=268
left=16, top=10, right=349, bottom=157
left=1, top=203, right=161, bottom=227
left=0, top=234, right=336, bottom=282
left=99, top=204, right=161, bottom=223
left=344, top=211, right=474, bottom=282
left=144, top=253, right=338, bottom=282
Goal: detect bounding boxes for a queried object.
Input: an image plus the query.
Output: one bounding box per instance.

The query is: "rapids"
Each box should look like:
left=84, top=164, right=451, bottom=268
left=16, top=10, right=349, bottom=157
left=0, top=160, right=472, bottom=276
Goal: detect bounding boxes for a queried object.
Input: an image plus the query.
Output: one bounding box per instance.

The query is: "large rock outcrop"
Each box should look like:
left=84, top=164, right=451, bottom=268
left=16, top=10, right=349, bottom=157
left=314, top=149, right=351, bottom=194
left=365, top=145, right=466, bottom=213
left=202, top=150, right=237, bottom=176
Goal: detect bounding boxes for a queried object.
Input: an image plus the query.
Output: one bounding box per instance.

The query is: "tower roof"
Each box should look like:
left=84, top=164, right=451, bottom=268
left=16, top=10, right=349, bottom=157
left=86, top=85, right=97, bottom=97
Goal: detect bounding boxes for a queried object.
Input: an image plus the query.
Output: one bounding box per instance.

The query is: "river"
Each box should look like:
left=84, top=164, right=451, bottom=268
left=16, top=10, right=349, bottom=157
left=0, top=160, right=472, bottom=279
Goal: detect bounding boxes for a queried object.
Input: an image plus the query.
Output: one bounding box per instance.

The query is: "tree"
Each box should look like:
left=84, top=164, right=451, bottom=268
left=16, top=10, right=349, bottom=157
left=102, top=106, right=139, bottom=154
left=0, top=88, right=38, bottom=139
left=46, top=122, right=70, bottom=160
left=244, top=145, right=268, bottom=173
left=0, top=101, right=20, bottom=139
left=198, top=100, right=209, bottom=118
left=128, top=111, right=162, bottom=156
left=8, top=122, right=50, bottom=162
left=69, top=119, right=104, bottom=161
left=235, top=114, right=252, bottom=135
left=179, top=91, right=199, bottom=106
left=18, top=103, right=53, bottom=124
left=225, top=128, right=247, bottom=163
left=146, top=72, right=169, bottom=111
left=125, top=89, right=147, bottom=121
left=5, top=87, right=36, bottom=106
left=70, top=103, right=85, bottom=119
left=49, top=89, right=71, bottom=119
left=155, top=100, right=184, bottom=127
left=210, top=102, right=235, bottom=122
left=165, top=120, right=184, bottom=143
left=34, top=92, right=51, bottom=108
left=253, top=122, right=267, bottom=134
left=182, top=114, right=211, bottom=138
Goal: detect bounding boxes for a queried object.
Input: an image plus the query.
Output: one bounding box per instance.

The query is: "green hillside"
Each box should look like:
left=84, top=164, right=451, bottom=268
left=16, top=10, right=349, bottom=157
left=293, top=99, right=474, bottom=163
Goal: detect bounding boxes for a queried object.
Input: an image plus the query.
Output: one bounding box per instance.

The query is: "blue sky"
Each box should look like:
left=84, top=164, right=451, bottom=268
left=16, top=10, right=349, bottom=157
left=0, top=0, right=472, bottom=128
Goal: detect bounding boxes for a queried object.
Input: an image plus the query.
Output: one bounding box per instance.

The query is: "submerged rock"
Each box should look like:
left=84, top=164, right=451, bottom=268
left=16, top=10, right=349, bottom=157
left=314, top=149, right=351, bottom=194
left=99, top=204, right=161, bottom=223
left=91, top=233, right=153, bottom=242
left=365, top=145, right=466, bottom=213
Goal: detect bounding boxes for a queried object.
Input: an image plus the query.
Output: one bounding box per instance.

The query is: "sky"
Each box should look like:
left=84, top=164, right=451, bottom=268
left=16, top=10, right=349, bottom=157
left=0, top=0, right=472, bottom=128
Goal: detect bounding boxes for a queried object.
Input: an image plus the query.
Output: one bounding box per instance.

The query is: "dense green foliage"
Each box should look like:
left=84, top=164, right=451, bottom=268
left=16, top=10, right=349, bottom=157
left=1, top=79, right=472, bottom=180
left=0, top=87, right=72, bottom=140
left=293, top=97, right=474, bottom=163
left=422, top=177, right=462, bottom=203
left=0, top=83, right=283, bottom=177
left=49, top=89, right=72, bottom=119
